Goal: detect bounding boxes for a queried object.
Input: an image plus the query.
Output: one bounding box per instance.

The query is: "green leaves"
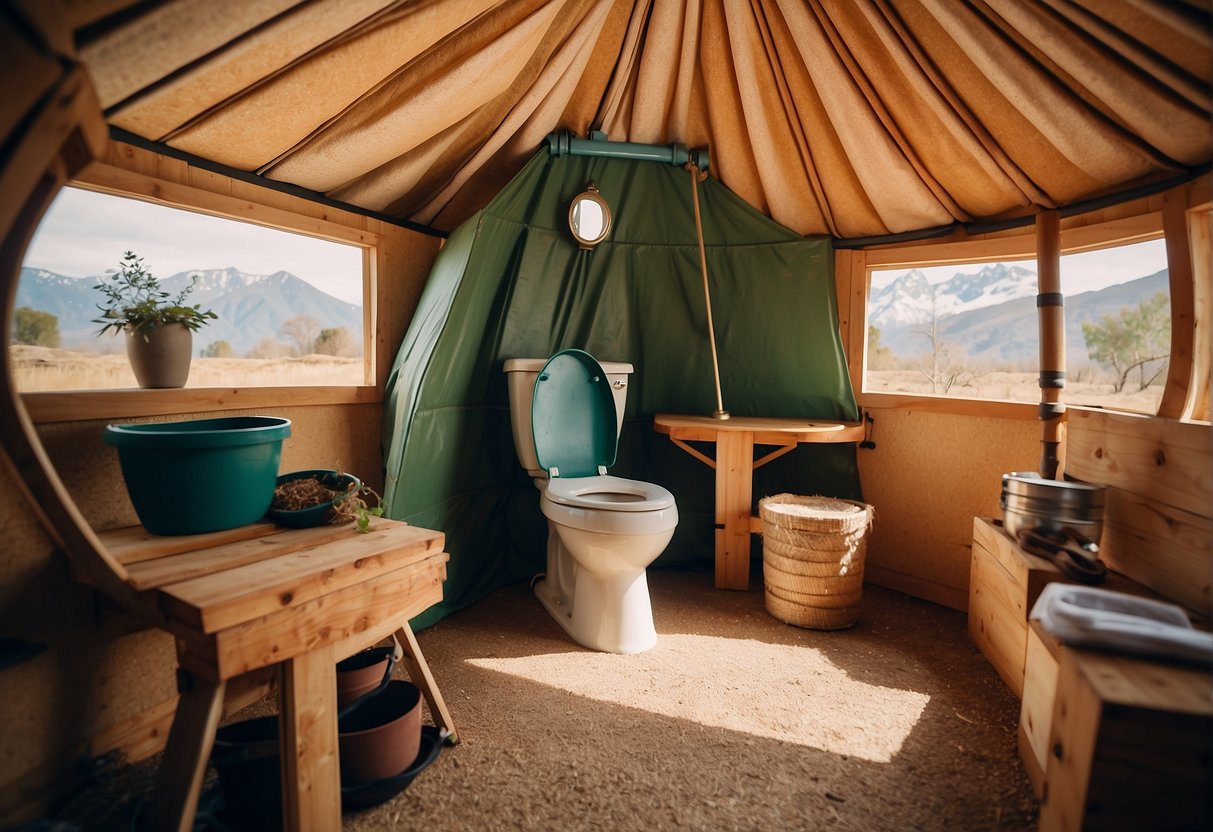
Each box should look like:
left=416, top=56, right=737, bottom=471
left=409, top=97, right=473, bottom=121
left=92, top=250, right=218, bottom=338
left=14, top=307, right=59, bottom=347
left=355, top=504, right=385, bottom=533
left=1081, top=292, right=1170, bottom=393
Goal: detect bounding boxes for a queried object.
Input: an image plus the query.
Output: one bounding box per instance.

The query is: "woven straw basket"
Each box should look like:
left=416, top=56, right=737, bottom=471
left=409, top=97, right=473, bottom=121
left=759, top=494, right=874, bottom=630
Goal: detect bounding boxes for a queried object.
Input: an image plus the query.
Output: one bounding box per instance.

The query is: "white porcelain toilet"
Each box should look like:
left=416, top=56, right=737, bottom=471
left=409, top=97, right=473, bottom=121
left=504, top=349, right=678, bottom=654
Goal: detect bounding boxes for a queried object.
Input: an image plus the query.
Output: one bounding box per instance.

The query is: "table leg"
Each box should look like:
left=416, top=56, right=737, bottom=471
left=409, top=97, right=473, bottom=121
left=396, top=622, right=460, bottom=744
left=145, top=673, right=226, bottom=832
left=279, top=644, right=340, bottom=832
left=715, top=430, right=755, bottom=590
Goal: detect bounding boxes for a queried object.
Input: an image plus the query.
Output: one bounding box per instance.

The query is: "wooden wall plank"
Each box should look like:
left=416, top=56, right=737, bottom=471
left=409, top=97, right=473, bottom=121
left=863, top=212, right=1163, bottom=268
left=1098, top=487, right=1211, bottom=616
left=1065, top=408, right=1211, bottom=518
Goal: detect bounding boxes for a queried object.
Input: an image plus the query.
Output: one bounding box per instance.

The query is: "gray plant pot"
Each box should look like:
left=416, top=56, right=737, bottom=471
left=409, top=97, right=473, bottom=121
left=125, top=322, right=192, bottom=388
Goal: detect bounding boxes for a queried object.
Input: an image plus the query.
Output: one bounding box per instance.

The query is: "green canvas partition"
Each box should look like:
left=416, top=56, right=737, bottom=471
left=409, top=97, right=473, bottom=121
left=382, top=151, right=860, bottom=627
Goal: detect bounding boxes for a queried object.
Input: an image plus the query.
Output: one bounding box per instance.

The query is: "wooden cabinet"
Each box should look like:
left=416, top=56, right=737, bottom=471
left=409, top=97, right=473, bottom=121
left=968, top=517, right=1066, bottom=698
left=969, top=516, right=1212, bottom=829
left=1029, top=620, right=1212, bottom=831
left=1019, top=621, right=1062, bottom=792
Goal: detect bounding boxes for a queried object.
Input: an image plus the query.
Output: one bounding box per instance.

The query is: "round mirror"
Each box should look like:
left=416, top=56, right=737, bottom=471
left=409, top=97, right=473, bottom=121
left=569, top=183, right=611, bottom=250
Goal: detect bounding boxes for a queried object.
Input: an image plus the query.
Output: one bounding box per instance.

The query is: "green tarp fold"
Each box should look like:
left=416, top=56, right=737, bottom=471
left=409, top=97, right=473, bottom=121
left=382, top=151, right=860, bottom=628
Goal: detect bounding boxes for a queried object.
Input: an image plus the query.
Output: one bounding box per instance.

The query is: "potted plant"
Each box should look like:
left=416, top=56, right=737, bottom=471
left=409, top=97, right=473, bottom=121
left=268, top=468, right=385, bottom=532
left=93, top=250, right=217, bottom=388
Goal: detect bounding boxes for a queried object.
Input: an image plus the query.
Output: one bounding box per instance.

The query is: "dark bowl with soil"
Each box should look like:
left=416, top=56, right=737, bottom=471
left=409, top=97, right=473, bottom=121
left=266, top=469, right=360, bottom=528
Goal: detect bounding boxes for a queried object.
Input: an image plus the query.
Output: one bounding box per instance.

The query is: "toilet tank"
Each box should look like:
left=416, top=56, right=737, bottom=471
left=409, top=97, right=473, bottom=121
left=504, top=357, right=633, bottom=477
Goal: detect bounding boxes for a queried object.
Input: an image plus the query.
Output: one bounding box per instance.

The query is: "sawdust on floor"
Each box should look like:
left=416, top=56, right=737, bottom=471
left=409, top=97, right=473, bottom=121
left=43, top=564, right=1039, bottom=831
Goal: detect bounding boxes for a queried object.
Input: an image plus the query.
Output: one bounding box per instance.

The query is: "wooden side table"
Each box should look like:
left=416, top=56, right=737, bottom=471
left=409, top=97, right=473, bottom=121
left=91, top=518, right=457, bottom=831
left=653, top=414, right=862, bottom=590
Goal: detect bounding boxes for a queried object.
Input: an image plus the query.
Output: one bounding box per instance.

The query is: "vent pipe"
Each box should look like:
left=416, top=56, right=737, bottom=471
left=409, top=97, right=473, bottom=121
left=546, top=131, right=709, bottom=171
left=1035, top=211, right=1065, bottom=478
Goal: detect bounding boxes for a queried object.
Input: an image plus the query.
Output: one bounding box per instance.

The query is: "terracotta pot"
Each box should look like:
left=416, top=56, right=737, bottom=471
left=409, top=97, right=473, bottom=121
left=338, top=680, right=422, bottom=785
left=125, top=322, right=192, bottom=388
left=336, top=647, right=391, bottom=707
left=342, top=725, right=444, bottom=810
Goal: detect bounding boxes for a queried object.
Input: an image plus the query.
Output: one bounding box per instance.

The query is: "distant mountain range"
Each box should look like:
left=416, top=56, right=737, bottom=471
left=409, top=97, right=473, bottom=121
left=16, top=266, right=362, bottom=355
left=869, top=264, right=1169, bottom=366
left=19, top=261, right=1165, bottom=367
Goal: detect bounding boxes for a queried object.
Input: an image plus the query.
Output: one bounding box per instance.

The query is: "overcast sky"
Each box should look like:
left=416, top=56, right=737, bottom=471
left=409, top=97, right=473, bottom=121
left=23, top=186, right=365, bottom=303
left=871, top=237, right=1167, bottom=293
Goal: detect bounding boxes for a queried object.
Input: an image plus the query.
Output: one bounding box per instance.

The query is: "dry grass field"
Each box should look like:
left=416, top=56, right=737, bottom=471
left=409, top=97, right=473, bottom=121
left=866, top=369, right=1163, bottom=413
left=10, top=346, right=366, bottom=390
left=10, top=348, right=1162, bottom=414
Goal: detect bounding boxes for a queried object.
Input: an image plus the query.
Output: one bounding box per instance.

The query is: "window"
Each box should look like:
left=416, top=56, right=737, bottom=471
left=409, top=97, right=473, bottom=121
left=13, top=186, right=367, bottom=391
left=865, top=238, right=1169, bottom=414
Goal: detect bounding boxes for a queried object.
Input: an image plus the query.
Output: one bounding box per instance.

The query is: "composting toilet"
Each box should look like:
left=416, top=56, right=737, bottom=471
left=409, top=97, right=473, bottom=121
left=504, top=350, right=678, bottom=654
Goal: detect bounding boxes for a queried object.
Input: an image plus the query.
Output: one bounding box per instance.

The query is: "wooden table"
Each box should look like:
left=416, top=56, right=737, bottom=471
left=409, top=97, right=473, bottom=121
left=92, top=518, right=456, bottom=831
left=653, top=414, right=863, bottom=590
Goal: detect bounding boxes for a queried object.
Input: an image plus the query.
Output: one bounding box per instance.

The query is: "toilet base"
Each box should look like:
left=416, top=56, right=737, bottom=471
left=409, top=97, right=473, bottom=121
left=533, top=571, right=657, bottom=655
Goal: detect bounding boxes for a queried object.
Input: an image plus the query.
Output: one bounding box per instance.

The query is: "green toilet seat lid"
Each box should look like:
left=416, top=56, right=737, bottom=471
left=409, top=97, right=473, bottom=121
left=532, top=349, right=617, bottom=478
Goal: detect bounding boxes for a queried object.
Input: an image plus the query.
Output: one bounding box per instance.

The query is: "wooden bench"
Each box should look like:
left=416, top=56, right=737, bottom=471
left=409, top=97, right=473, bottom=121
left=83, top=518, right=457, bottom=831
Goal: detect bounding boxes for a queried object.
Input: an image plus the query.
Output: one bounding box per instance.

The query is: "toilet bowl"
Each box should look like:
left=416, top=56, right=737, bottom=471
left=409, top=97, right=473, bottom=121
left=505, top=351, right=678, bottom=654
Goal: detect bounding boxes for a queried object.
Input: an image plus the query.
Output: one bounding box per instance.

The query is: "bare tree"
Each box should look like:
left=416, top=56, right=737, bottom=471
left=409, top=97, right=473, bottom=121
left=279, top=315, right=321, bottom=356
left=912, top=294, right=977, bottom=394
left=245, top=337, right=292, bottom=359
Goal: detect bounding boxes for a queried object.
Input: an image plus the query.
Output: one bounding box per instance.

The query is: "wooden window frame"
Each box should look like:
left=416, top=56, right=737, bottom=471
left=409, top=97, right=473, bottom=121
left=840, top=178, right=1210, bottom=423
left=19, top=164, right=382, bottom=424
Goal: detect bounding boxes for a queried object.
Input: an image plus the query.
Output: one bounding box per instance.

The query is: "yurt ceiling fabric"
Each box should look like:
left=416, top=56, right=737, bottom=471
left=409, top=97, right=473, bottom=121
left=71, top=0, right=1211, bottom=238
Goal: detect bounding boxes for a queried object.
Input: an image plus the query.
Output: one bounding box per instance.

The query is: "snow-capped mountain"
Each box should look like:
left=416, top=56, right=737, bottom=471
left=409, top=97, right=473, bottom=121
left=159, top=266, right=266, bottom=302
left=875, top=269, right=1168, bottom=365
left=868, top=263, right=1037, bottom=330
left=15, top=266, right=362, bottom=355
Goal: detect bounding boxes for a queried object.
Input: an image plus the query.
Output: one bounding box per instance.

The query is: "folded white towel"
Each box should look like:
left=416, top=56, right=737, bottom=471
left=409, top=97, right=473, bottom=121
left=1030, top=583, right=1213, bottom=665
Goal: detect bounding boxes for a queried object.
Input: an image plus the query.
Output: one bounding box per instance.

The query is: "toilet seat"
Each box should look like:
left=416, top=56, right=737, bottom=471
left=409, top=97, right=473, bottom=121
left=541, top=479, right=678, bottom=536
left=545, top=475, right=675, bottom=512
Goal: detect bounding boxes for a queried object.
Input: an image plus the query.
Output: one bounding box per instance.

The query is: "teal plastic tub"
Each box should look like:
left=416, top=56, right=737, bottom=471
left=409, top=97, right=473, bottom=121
left=104, top=416, right=291, bottom=535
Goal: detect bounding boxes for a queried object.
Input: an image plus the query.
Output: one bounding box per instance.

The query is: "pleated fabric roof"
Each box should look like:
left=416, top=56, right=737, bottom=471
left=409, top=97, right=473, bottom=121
left=72, top=0, right=1211, bottom=238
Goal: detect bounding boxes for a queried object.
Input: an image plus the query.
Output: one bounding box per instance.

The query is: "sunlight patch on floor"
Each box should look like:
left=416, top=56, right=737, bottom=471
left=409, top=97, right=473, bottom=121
left=466, top=633, right=930, bottom=762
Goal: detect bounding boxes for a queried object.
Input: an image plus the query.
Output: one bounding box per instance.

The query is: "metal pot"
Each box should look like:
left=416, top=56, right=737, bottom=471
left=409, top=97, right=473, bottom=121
left=1000, top=471, right=1105, bottom=543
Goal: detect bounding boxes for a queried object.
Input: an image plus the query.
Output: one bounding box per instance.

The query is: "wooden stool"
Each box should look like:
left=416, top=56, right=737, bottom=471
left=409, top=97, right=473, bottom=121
left=88, top=519, right=457, bottom=831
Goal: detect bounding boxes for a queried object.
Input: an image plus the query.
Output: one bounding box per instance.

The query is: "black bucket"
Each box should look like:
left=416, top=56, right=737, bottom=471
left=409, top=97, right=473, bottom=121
left=211, top=716, right=281, bottom=831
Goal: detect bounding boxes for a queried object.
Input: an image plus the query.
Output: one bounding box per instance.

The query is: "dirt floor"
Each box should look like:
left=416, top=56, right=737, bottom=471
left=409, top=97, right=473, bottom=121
left=33, top=563, right=1039, bottom=831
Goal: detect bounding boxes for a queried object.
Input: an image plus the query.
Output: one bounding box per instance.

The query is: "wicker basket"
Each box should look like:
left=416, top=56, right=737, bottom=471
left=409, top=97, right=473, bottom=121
left=759, top=494, right=874, bottom=630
